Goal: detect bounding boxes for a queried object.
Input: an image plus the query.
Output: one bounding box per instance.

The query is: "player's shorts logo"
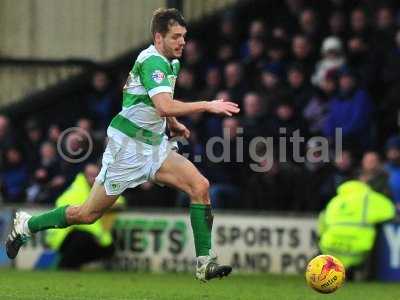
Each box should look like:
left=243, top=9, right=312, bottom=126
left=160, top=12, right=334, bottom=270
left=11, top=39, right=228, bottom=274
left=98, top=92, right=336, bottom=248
left=110, top=183, right=121, bottom=191
left=152, top=70, right=165, bottom=84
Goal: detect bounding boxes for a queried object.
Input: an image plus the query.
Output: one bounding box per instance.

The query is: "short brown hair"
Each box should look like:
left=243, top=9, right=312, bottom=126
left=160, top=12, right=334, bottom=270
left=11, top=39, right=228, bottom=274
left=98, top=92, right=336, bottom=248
left=151, top=8, right=186, bottom=38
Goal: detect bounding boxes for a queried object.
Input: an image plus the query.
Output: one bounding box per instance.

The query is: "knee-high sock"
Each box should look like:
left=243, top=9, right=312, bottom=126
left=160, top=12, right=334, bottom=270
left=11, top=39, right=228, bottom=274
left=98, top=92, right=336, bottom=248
left=190, top=203, right=213, bottom=256
left=28, top=206, right=69, bottom=233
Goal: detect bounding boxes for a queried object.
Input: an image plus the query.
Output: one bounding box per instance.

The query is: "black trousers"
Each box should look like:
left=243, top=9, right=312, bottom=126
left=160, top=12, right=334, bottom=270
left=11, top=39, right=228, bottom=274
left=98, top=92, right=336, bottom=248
left=58, top=230, right=115, bottom=270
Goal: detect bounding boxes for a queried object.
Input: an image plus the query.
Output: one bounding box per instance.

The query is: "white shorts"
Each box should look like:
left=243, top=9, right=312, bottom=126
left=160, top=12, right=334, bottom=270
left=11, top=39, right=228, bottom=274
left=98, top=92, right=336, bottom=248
left=96, top=133, right=178, bottom=196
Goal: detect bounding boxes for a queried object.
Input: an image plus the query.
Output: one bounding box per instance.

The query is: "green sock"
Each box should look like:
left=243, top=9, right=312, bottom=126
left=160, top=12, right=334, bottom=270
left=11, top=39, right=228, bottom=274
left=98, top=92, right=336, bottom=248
left=190, top=203, right=213, bottom=257
left=28, top=205, right=69, bottom=233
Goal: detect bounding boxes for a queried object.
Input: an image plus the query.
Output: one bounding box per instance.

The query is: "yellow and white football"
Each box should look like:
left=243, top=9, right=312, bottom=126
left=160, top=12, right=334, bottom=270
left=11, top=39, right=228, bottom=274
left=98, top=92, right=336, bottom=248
left=305, top=255, right=346, bottom=294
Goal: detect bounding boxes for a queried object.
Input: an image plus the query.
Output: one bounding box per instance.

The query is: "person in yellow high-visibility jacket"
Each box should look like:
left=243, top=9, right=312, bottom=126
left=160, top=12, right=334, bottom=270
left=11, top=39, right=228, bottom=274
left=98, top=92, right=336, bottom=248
left=318, top=180, right=395, bottom=278
left=46, top=163, right=125, bottom=269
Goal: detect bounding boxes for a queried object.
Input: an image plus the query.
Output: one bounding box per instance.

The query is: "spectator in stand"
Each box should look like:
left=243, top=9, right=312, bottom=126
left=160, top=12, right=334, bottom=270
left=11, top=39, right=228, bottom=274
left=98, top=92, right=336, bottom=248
left=248, top=19, right=267, bottom=40
left=216, top=43, right=235, bottom=69
left=182, top=40, right=205, bottom=88
left=0, top=147, right=29, bottom=203
left=291, top=34, right=315, bottom=78
left=373, top=6, right=396, bottom=55
left=24, top=119, right=44, bottom=171
left=327, top=149, right=355, bottom=193
left=48, top=124, right=61, bottom=146
left=86, top=71, right=115, bottom=129
left=200, top=66, right=222, bottom=100
left=358, top=151, right=390, bottom=197
left=180, top=112, right=206, bottom=143
left=207, top=117, right=242, bottom=209
left=267, top=39, right=288, bottom=67
left=58, top=126, right=95, bottom=184
left=46, top=123, right=86, bottom=186
left=216, top=90, right=231, bottom=101
left=284, top=0, right=306, bottom=30
left=302, top=149, right=354, bottom=211
left=328, top=11, right=347, bottom=42
left=218, top=11, right=238, bottom=46
left=350, top=8, right=371, bottom=40
left=384, top=136, right=400, bottom=211
left=298, top=8, right=321, bottom=45
left=224, top=61, right=247, bottom=106
left=27, top=142, right=65, bottom=204
left=243, top=37, right=267, bottom=86
left=241, top=92, right=266, bottom=143
left=346, top=35, right=375, bottom=85
left=303, top=70, right=337, bottom=135
left=287, top=63, right=313, bottom=111
left=76, top=118, right=92, bottom=133
left=301, top=139, right=336, bottom=211
left=217, top=10, right=240, bottom=49
left=258, top=63, right=286, bottom=111
left=312, top=36, right=345, bottom=88
left=243, top=147, right=305, bottom=211
left=264, top=99, right=309, bottom=162
left=76, top=118, right=103, bottom=160
left=323, top=66, right=373, bottom=153
left=175, top=67, right=198, bottom=99
left=271, top=25, right=290, bottom=44
left=240, top=20, right=267, bottom=57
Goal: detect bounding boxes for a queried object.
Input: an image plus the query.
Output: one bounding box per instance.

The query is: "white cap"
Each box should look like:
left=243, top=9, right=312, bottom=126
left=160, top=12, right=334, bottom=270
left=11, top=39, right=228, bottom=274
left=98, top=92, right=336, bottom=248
left=321, top=36, right=342, bottom=54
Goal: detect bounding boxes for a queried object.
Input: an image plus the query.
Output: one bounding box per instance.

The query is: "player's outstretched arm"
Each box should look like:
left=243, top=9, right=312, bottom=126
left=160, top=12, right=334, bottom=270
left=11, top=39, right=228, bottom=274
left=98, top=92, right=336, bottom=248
left=152, top=93, right=240, bottom=117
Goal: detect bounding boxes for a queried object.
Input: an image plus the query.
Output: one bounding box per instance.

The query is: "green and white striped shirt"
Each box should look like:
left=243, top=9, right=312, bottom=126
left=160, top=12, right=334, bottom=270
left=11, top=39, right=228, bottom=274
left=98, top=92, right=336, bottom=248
left=108, top=45, right=180, bottom=145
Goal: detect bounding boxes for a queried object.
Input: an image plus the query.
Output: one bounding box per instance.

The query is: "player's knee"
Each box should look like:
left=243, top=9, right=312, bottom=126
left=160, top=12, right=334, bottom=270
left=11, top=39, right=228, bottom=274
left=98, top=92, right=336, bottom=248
left=190, top=177, right=210, bottom=199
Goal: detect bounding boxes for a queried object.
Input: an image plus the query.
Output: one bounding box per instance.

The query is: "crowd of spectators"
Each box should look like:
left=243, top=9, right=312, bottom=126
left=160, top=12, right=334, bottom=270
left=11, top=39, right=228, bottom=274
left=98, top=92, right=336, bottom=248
left=2, top=0, right=400, bottom=213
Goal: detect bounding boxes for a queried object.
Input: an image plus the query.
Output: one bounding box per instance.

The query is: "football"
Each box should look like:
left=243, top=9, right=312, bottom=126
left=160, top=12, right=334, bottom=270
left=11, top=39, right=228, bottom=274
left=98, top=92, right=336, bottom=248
left=305, top=255, right=346, bottom=294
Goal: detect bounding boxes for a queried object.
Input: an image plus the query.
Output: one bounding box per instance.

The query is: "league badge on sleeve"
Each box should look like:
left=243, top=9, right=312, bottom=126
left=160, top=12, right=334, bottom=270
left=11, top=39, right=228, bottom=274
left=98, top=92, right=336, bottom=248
left=152, top=70, right=165, bottom=84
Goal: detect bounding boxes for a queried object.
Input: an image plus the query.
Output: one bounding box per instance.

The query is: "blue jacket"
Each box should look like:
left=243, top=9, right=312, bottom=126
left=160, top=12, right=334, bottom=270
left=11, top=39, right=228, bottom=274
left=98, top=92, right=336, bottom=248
left=324, top=89, right=373, bottom=145
left=0, top=165, right=28, bottom=200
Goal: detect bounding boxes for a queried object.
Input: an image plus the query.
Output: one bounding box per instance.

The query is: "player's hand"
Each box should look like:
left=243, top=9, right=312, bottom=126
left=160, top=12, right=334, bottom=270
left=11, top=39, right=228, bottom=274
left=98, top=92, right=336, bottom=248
left=206, top=99, right=240, bottom=116
left=169, top=121, right=190, bottom=139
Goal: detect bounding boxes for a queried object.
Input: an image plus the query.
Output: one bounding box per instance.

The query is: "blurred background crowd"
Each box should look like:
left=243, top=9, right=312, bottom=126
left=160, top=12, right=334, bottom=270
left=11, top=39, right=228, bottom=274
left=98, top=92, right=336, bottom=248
left=2, top=0, right=400, bottom=213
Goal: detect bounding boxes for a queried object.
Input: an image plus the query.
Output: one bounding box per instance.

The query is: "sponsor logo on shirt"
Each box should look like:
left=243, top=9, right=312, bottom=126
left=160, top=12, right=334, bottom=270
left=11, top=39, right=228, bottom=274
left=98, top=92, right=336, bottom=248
left=152, top=70, right=165, bottom=84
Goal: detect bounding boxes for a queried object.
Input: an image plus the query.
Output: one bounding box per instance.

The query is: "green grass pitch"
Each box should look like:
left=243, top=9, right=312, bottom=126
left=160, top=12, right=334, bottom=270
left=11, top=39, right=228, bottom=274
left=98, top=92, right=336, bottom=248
left=0, top=269, right=399, bottom=300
